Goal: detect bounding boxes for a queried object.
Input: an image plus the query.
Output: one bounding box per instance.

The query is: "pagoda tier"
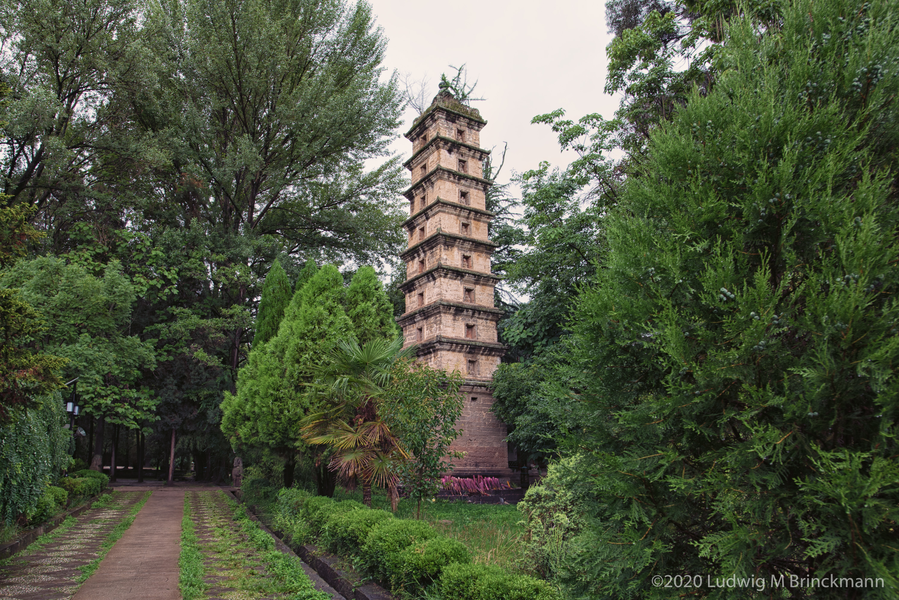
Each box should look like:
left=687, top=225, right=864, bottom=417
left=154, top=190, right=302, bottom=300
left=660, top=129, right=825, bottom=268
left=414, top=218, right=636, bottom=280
left=398, top=89, right=512, bottom=478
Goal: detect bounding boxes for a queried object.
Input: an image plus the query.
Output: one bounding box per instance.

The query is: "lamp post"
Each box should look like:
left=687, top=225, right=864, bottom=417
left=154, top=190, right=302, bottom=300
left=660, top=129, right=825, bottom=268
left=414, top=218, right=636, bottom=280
left=64, top=378, right=80, bottom=436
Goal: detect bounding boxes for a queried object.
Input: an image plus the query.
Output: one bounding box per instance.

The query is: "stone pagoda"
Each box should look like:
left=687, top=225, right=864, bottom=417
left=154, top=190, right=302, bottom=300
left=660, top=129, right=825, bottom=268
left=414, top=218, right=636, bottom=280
left=397, top=88, right=511, bottom=478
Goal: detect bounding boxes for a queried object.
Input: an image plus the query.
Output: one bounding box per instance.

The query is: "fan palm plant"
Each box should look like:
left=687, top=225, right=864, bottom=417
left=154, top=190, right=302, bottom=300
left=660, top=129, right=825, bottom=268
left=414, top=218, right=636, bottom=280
left=301, top=337, right=415, bottom=507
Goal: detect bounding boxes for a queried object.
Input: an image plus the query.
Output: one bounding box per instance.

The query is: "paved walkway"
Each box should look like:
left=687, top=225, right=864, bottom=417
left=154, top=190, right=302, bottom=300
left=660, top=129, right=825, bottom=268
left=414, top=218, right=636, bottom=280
left=72, top=488, right=183, bottom=600
left=0, top=481, right=342, bottom=600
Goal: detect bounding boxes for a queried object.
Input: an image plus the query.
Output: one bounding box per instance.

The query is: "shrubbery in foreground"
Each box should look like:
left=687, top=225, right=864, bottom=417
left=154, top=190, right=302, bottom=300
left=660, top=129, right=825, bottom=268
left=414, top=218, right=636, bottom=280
left=528, top=0, right=899, bottom=597
left=272, top=488, right=560, bottom=599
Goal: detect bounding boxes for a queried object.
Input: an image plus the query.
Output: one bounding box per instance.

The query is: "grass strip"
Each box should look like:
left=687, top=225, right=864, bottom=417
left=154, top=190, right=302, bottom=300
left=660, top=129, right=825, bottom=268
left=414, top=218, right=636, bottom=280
left=76, top=490, right=152, bottom=583
left=220, top=492, right=330, bottom=600
left=179, top=493, right=205, bottom=600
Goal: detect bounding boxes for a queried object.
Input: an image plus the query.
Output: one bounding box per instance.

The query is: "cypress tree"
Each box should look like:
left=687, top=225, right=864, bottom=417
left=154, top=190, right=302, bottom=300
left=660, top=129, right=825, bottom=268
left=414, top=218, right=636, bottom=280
left=294, top=258, right=318, bottom=296
left=252, top=260, right=291, bottom=348
left=542, top=0, right=899, bottom=596
left=222, top=264, right=353, bottom=490
left=345, top=265, right=399, bottom=345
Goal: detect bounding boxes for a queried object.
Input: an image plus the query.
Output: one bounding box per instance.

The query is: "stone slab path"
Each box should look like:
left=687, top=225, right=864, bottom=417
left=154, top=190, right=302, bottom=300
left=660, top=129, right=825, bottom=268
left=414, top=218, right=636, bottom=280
left=0, top=491, right=147, bottom=600
left=72, top=488, right=183, bottom=600
left=1, top=482, right=344, bottom=600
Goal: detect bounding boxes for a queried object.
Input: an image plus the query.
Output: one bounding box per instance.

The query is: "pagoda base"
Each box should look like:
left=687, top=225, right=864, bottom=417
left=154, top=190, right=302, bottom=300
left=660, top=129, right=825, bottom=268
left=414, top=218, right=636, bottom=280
left=445, top=383, right=516, bottom=480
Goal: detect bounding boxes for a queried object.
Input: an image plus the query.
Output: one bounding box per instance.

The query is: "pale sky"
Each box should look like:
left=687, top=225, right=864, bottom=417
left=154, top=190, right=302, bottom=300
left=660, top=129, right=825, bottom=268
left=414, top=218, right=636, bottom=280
left=368, top=1, right=620, bottom=191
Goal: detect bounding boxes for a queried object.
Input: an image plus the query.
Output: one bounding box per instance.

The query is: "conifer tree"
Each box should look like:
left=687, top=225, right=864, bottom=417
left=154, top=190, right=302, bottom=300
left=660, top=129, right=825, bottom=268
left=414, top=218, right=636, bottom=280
left=222, top=263, right=354, bottom=490
left=345, top=266, right=398, bottom=345
left=528, top=0, right=899, bottom=597
left=252, top=260, right=292, bottom=348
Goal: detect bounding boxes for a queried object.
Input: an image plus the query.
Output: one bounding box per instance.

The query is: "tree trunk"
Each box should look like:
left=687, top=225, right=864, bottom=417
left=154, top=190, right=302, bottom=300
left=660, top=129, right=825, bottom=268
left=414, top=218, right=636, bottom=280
left=123, top=428, right=129, bottom=477
left=109, top=424, right=118, bottom=482
left=314, top=462, right=336, bottom=497
left=166, top=428, right=176, bottom=486
left=137, top=429, right=144, bottom=483
left=362, top=481, right=372, bottom=507
left=87, top=416, right=94, bottom=465
left=283, top=456, right=295, bottom=489
left=90, top=417, right=105, bottom=472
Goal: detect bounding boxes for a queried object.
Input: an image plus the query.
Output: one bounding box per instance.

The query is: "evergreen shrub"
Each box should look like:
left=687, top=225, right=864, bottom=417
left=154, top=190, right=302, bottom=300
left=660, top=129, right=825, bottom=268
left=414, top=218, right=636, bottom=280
left=439, top=562, right=561, bottom=600
left=46, top=485, right=68, bottom=508
left=322, top=507, right=394, bottom=555
left=272, top=488, right=314, bottom=545
left=72, top=469, right=110, bottom=484
left=360, top=519, right=438, bottom=582
left=29, top=485, right=68, bottom=524
left=276, top=487, right=313, bottom=516
left=517, top=456, right=587, bottom=579
left=396, top=536, right=471, bottom=590
left=59, top=475, right=104, bottom=498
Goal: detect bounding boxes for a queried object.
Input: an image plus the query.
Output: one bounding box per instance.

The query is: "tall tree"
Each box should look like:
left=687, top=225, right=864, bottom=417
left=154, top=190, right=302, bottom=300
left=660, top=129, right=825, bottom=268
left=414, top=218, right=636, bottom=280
left=222, top=264, right=354, bottom=490
left=0, top=0, right=143, bottom=214
left=0, top=204, right=65, bottom=421
left=535, top=0, right=899, bottom=596
left=345, top=265, right=398, bottom=345
left=253, top=260, right=292, bottom=348
left=1, top=256, right=157, bottom=470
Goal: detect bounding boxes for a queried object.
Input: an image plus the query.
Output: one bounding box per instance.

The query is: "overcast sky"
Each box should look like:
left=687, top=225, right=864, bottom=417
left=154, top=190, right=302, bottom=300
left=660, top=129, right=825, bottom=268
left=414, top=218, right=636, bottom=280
left=368, top=1, right=620, bottom=191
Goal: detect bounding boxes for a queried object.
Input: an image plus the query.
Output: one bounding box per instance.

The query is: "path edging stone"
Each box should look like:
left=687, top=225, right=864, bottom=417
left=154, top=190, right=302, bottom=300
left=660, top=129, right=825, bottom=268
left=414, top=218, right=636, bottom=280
left=0, top=491, right=109, bottom=561
left=297, top=544, right=392, bottom=600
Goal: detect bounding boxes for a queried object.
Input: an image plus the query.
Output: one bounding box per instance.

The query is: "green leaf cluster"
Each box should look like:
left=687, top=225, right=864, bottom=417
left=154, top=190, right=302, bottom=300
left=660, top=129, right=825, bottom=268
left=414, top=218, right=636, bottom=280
left=1, top=256, right=157, bottom=428
left=0, top=390, right=69, bottom=524
left=536, top=0, right=899, bottom=596
left=223, top=264, right=398, bottom=479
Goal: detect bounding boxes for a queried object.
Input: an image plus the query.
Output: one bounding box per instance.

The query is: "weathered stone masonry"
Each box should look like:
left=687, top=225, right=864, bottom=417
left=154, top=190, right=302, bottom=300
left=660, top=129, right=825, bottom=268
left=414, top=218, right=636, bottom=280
left=397, top=90, right=513, bottom=478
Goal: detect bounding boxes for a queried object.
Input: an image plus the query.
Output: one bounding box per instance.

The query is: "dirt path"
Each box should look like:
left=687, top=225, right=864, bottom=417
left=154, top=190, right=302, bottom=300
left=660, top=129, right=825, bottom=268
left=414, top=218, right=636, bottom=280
left=0, top=491, right=148, bottom=600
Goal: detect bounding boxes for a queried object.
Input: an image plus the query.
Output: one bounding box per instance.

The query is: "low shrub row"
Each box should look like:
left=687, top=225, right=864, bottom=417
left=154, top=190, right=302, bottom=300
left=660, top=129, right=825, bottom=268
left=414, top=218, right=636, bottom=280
left=58, top=470, right=109, bottom=499
left=272, top=488, right=560, bottom=600
left=30, top=485, right=69, bottom=524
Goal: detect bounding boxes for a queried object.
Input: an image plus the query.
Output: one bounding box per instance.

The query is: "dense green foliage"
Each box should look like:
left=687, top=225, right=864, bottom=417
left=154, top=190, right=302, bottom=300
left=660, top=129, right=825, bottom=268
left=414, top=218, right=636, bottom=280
left=270, top=488, right=553, bottom=599
left=2, top=257, right=157, bottom=429
left=515, top=0, right=899, bottom=597
left=301, top=337, right=413, bottom=506
left=440, top=563, right=560, bottom=600
left=381, top=362, right=464, bottom=517
left=30, top=485, right=68, bottom=524
left=0, top=391, right=70, bottom=524
left=0, top=205, right=64, bottom=421
left=346, top=266, right=400, bottom=344
left=1, top=0, right=406, bottom=481
left=252, top=260, right=293, bottom=348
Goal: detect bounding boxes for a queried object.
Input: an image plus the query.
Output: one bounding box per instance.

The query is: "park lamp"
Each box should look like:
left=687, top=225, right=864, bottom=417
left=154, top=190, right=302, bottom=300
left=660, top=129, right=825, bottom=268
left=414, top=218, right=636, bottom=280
left=65, top=378, right=80, bottom=418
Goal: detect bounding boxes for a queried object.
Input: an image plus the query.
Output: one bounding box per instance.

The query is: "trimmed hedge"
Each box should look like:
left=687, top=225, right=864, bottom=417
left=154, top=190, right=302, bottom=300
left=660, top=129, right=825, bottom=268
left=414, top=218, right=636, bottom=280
left=322, top=506, right=394, bottom=555
left=59, top=474, right=106, bottom=498
left=272, top=490, right=557, bottom=599
left=440, top=563, right=562, bottom=600
left=397, top=536, right=471, bottom=590
left=360, top=519, right=439, bottom=582
left=29, top=485, right=69, bottom=524
left=72, top=469, right=109, bottom=482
